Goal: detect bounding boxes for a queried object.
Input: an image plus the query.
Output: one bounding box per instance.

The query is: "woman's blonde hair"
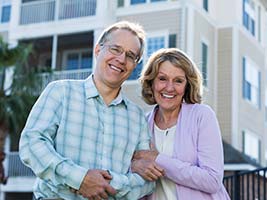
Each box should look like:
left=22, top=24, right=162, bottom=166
left=140, top=48, right=203, bottom=105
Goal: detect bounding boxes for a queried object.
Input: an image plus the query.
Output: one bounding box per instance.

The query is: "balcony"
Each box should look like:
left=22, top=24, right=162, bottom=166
left=40, top=68, right=92, bottom=92
left=20, top=0, right=96, bottom=25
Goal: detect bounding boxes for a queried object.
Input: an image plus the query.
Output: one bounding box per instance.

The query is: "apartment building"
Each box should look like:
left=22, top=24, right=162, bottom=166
left=0, top=0, right=266, bottom=199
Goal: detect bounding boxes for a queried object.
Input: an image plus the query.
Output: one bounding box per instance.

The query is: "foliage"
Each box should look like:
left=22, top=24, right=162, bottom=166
left=0, top=37, right=40, bottom=150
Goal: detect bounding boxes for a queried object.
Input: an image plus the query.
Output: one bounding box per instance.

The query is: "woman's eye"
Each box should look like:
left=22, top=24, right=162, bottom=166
left=175, top=79, right=183, bottom=83
left=158, top=77, right=166, bottom=81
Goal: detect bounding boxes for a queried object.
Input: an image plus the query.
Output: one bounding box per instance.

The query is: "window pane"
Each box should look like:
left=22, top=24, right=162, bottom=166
left=147, top=36, right=165, bottom=57
left=1, top=5, right=11, bottom=23
left=201, top=42, right=208, bottom=86
left=243, top=57, right=260, bottom=107
left=151, top=0, right=166, bottom=2
left=203, top=0, right=208, bottom=11
left=118, top=0, right=124, bottom=7
left=130, top=0, right=146, bottom=4
left=243, top=0, right=255, bottom=36
left=244, top=131, right=259, bottom=161
left=128, top=60, right=143, bottom=80
left=168, top=34, right=176, bottom=48
left=66, top=53, right=79, bottom=70
left=81, top=52, right=92, bottom=69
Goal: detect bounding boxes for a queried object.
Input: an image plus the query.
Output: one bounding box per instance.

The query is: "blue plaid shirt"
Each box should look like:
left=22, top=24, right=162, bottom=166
left=19, top=75, right=154, bottom=200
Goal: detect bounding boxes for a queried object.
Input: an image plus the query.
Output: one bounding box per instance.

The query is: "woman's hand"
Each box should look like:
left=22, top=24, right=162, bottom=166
left=131, top=159, right=164, bottom=181
left=133, top=149, right=159, bottom=161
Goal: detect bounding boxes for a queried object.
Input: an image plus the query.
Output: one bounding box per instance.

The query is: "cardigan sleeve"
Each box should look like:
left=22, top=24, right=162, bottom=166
left=155, top=105, right=224, bottom=194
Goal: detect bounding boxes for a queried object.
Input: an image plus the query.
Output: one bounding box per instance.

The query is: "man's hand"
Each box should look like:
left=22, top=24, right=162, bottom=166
left=77, top=169, right=117, bottom=199
left=131, top=159, right=164, bottom=181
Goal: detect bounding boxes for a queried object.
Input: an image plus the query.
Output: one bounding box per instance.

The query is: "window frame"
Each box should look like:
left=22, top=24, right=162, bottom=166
left=242, top=129, right=261, bottom=162
left=243, top=0, right=256, bottom=36
left=200, top=40, right=209, bottom=87
left=242, top=56, right=261, bottom=108
left=0, top=4, right=11, bottom=23
left=62, top=48, right=93, bottom=71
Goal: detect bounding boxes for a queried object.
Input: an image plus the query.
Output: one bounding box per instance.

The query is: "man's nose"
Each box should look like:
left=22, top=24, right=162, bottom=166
left=116, top=52, right=127, bottom=64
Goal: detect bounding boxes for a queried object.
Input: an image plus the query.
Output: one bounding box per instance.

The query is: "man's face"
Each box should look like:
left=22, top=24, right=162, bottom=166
left=94, top=29, right=141, bottom=89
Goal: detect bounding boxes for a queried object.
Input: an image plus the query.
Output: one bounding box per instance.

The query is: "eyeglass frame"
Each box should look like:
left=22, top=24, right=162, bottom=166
left=99, top=43, right=141, bottom=64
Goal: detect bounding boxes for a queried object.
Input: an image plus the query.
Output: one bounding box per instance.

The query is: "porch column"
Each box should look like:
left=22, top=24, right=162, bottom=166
left=51, top=35, right=58, bottom=70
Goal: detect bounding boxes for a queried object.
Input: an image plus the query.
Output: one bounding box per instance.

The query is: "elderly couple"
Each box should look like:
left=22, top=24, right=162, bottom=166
left=19, top=21, right=230, bottom=200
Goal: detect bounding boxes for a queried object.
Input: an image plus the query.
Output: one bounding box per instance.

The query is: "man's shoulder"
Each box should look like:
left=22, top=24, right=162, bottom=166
left=123, top=97, right=144, bottom=114
left=47, top=79, right=85, bottom=89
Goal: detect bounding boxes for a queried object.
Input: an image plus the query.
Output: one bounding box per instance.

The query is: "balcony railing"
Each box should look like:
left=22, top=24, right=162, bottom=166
left=40, top=68, right=92, bottom=92
left=7, top=152, right=34, bottom=177
left=223, top=167, right=267, bottom=200
left=20, top=0, right=96, bottom=25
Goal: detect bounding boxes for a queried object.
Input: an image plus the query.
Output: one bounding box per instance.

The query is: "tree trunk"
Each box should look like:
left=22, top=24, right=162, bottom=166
left=0, top=126, right=8, bottom=184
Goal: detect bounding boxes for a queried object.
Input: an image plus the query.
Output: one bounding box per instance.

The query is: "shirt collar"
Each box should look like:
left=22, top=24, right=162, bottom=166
left=84, top=74, right=128, bottom=107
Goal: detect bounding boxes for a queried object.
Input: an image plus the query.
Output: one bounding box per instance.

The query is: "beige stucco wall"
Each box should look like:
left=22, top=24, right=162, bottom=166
left=193, top=10, right=216, bottom=108
left=117, top=9, right=182, bottom=48
left=217, top=27, right=233, bottom=144
left=238, top=29, right=266, bottom=162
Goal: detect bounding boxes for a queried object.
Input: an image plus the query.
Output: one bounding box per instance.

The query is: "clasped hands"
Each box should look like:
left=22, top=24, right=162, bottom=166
left=72, top=169, right=116, bottom=200
left=131, top=146, right=164, bottom=181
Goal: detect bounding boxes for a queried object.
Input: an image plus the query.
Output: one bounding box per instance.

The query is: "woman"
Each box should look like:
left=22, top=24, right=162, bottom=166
left=132, top=48, right=230, bottom=199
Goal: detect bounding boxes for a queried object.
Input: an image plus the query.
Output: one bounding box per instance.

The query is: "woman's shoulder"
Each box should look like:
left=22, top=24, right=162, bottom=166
left=183, top=103, right=215, bottom=116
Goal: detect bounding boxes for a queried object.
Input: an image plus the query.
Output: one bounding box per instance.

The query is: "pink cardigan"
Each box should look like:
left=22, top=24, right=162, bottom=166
left=143, top=103, right=230, bottom=200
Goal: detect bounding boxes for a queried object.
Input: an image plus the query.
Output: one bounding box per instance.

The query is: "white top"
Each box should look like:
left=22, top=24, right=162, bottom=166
left=154, top=123, right=178, bottom=200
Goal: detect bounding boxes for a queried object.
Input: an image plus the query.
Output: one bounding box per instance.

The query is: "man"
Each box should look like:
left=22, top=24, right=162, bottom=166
left=19, top=21, right=154, bottom=200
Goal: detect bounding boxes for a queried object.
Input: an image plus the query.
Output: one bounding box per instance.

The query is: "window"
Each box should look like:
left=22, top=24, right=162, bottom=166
left=201, top=42, right=208, bottom=86
left=242, top=57, right=261, bottom=108
left=117, top=0, right=124, bottom=7
left=128, top=34, right=167, bottom=80
left=147, top=36, right=165, bottom=58
left=242, top=130, right=261, bottom=162
left=168, top=34, right=176, bottom=48
left=203, top=0, right=208, bottom=11
left=243, top=0, right=255, bottom=36
left=130, top=0, right=146, bottom=4
left=64, top=50, right=92, bottom=70
left=1, top=5, right=11, bottom=23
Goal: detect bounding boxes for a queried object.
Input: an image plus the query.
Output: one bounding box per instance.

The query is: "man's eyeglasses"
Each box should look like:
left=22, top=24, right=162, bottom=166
left=100, top=43, right=140, bottom=64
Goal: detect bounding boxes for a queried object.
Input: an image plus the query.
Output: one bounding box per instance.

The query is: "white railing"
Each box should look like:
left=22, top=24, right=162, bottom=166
left=20, top=0, right=55, bottom=24
left=40, top=68, right=92, bottom=92
left=7, top=152, right=34, bottom=177
left=59, top=0, right=96, bottom=20
left=20, top=0, right=97, bottom=25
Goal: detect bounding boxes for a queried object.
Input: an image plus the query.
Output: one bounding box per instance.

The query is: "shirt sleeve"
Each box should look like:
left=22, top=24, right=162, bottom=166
left=109, top=113, right=155, bottom=199
left=155, top=106, right=224, bottom=194
left=109, top=171, right=155, bottom=199
left=19, top=81, right=87, bottom=190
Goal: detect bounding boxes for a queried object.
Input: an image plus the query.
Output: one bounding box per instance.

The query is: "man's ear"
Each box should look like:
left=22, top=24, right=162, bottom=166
left=94, top=44, right=101, bottom=57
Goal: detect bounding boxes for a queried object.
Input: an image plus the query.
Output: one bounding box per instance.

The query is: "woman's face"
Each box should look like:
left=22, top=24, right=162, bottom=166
left=152, top=61, right=187, bottom=112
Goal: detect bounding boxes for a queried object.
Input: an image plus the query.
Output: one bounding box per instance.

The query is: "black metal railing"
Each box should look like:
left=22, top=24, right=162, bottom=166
left=223, top=167, right=267, bottom=200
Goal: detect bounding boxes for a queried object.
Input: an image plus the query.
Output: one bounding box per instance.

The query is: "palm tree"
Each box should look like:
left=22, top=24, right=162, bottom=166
left=0, top=37, right=39, bottom=184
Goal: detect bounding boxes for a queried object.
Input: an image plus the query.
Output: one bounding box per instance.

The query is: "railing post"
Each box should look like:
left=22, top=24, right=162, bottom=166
left=234, top=171, right=240, bottom=200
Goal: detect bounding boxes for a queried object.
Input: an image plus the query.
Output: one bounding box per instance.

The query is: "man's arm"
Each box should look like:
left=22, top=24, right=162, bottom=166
left=108, top=170, right=155, bottom=199
left=19, top=82, right=87, bottom=190
left=107, top=114, right=155, bottom=199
